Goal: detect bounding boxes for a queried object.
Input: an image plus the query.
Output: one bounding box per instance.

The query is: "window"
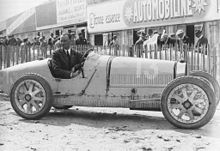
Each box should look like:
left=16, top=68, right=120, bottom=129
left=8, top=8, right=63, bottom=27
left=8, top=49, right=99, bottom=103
left=94, top=34, right=103, bottom=46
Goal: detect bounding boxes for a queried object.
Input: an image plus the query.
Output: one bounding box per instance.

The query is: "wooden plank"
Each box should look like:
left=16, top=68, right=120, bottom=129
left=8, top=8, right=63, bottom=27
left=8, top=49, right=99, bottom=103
left=0, top=46, right=2, bottom=69
left=154, top=44, right=157, bottom=59
left=174, top=44, right=177, bottom=61
left=164, top=45, right=167, bottom=60
left=197, top=47, right=200, bottom=70
left=208, top=45, right=211, bottom=73
left=213, top=48, right=217, bottom=78
left=6, top=46, right=10, bottom=67
left=190, top=45, right=194, bottom=71
left=145, top=45, right=148, bottom=58
left=169, top=44, right=172, bottom=60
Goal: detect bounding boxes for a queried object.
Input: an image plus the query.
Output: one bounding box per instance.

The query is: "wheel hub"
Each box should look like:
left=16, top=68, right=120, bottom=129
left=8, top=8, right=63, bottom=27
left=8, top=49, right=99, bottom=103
left=182, top=99, right=192, bottom=110
left=25, top=94, right=32, bottom=102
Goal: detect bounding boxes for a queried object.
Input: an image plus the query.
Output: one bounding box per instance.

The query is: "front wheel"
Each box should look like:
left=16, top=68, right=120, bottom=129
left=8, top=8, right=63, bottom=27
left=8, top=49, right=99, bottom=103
left=161, top=76, right=216, bottom=129
left=10, top=74, right=53, bottom=119
left=190, top=70, right=220, bottom=105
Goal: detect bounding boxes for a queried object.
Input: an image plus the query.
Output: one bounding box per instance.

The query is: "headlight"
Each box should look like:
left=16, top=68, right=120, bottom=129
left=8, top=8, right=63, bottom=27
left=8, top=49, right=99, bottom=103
left=176, top=61, right=187, bottom=77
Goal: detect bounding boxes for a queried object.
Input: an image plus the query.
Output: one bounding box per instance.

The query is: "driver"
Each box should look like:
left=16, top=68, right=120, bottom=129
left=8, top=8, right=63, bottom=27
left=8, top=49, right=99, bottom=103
left=51, top=33, right=83, bottom=79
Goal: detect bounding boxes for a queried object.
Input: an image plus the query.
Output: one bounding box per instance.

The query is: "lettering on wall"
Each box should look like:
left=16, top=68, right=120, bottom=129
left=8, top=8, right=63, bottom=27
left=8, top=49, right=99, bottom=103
left=56, top=0, right=86, bottom=24
left=123, top=0, right=209, bottom=26
left=89, top=13, right=121, bottom=29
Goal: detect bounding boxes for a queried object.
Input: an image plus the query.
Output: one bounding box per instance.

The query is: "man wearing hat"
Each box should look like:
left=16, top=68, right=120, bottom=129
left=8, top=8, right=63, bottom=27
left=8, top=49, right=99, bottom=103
left=76, top=33, right=87, bottom=45
left=195, top=29, right=208, bottom=48
left=176, top=29, right=190, bottom=45
left=109, top=35, right=120, bottom=56
left=51, top=33, right=82, bottom=79
left=135, top=30, right=146, bottom=58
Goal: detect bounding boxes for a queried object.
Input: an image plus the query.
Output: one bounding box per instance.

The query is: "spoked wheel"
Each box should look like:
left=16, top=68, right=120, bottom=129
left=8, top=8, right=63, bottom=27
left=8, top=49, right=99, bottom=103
left=190, top=70, right=220, bottom=105
left=161, top=76, right=216, bottom=129
left=10, top=74, right=53, bottom=119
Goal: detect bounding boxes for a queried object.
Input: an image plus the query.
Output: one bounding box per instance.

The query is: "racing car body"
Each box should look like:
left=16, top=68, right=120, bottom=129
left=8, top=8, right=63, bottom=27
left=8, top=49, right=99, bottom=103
left=0, top=51, right=219, bottom=129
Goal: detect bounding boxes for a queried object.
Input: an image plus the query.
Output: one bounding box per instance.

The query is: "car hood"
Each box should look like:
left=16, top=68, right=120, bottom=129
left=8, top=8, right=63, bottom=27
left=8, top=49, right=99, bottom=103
left=110, top=57, right=175, bottom=87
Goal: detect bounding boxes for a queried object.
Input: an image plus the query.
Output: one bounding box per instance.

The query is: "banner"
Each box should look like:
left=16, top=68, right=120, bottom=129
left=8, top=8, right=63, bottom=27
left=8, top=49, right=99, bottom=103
left=88, top=0, right=127, bottom=33
left=56, top=0, right=87, bottom=26
left=88, top=0, right=220, bottom=33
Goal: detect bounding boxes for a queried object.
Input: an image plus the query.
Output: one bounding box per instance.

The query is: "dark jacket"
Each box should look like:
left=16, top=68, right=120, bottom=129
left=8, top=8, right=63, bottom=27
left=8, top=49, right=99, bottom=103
left=196, top=36, right=208, bottom=48
left=51, top=48, right=82, bottom=79
left=76, top=38, right=87, bottom=45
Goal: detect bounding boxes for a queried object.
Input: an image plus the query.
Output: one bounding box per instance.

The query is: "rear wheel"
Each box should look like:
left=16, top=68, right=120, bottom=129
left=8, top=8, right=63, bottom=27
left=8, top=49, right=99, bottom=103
left=190, top=70, right=220, bottom=105
left=161, top=76, right=216, bottom=129
left=10, top=74, right=52, bottom=119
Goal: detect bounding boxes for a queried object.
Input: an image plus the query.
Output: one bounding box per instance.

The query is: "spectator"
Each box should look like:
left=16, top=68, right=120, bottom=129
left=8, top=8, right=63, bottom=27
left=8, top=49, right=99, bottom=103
left=176, top=29, right=190, bottom=45
left=48, top=33, right=54, bottom=46
left=160, top=32, right=179, bottom=47
left=135, top=30, right=146, bottom=57
left=54, top=37, right=61, bottom=50
left=3, top=36, right=8, bottom=46
left=75, top=33, right=87, bottom=45
left=8, top=35, right=17, bottom=46
left=143, top=29, right=160, bottom=54
left=48, top=33, right=54, bottom=55
left=195, top=29, right=208, bottom=48
left=16, top=38, right=22, bottom=46
left=40, top=36, right=48, bottom=57
left=20, top=38, right=28, bottom=63
left=109, top=35, right=120, bottom=56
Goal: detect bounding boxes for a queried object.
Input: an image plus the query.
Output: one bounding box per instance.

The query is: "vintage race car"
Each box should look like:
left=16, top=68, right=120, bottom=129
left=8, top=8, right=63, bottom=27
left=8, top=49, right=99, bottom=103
left=0, top=49, right=219, bottom=129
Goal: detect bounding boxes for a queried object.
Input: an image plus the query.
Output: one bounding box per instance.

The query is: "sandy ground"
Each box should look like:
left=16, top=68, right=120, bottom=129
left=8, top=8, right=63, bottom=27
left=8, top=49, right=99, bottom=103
left=0, top=99, right=220, bottom=151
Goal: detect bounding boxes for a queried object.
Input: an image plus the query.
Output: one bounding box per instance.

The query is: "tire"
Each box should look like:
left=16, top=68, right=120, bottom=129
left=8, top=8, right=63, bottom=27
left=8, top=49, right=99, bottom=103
left=53, top=105, right=73, bottom=110
left=161, top=76, right=216, bottom=129
left=190, top=70, right=220, bottom=105
left=10, top=74, right=53, bottom=120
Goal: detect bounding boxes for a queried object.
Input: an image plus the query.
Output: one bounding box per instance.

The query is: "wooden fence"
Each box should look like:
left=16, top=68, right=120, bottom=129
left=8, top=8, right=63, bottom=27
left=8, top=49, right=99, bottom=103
left=0, top=44, right=217, bottom=78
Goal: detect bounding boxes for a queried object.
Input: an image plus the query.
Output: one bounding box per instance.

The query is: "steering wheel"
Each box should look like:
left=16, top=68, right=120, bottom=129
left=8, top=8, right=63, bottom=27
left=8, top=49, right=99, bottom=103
left=73, top=48, right=94, bottom=78
left=82, top=48, right=94, bottom=60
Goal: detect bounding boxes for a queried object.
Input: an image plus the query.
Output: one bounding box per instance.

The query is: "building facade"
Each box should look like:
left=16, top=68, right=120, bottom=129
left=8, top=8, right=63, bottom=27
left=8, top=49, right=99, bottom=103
left=87, top=0, right=220, bottom=49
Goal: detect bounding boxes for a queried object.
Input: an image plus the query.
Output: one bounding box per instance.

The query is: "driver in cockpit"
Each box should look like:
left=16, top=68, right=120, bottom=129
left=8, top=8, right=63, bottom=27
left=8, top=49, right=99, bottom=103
left=51, top=33, right=83, bottom=79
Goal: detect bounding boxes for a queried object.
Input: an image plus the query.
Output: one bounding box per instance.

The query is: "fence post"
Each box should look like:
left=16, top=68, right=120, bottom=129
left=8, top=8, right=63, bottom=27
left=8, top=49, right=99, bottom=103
left=28, top=46, right=31, bottom=61
left=190, top=45, right=194, bottom=71
left=208, top=45, right=211, bottom=74
left=6, top=46, right=10, bottom=67
left=154, top=44, right=157, bottom=59
left=217, top=44, right=220, bottom=84
left=0, top=46, right=2, bottom=69
left=213, top=47, right=217, bottom=78
left=12, top=46, right=15, bottom=66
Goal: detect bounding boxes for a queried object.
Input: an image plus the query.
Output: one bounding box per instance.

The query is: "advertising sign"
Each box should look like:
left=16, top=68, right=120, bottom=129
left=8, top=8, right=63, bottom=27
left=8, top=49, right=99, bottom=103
left=88, top=0, right=220, bottom=33
left=35, top=1, right=57, bottom=30
left=56, top=0, right=87, bottom=26
left=88, top=0, right=127, bottom=33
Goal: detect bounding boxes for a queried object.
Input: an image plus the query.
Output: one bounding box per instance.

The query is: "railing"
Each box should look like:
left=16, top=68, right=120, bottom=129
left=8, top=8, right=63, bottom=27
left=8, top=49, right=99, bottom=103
left=0, top=44, right=217, bottom=79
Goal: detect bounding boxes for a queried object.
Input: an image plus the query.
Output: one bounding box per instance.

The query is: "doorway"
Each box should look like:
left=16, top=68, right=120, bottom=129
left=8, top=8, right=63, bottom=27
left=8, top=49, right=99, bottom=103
left=186, top=25, right=194, bottom=45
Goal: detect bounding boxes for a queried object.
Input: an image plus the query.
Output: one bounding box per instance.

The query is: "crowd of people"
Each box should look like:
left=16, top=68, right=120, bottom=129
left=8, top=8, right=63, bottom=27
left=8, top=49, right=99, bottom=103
left=0, top=28, right=209, bottom=66
left=0, top=32, right=89, bottom=67
left=0, top=32, right=88, bottom=49
left=134, top=28, right=208, bottom=57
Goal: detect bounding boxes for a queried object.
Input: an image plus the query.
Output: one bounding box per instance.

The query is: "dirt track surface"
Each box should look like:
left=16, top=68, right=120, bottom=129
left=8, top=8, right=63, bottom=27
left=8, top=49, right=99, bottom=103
left=0, top=100, right=220, bottom=151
